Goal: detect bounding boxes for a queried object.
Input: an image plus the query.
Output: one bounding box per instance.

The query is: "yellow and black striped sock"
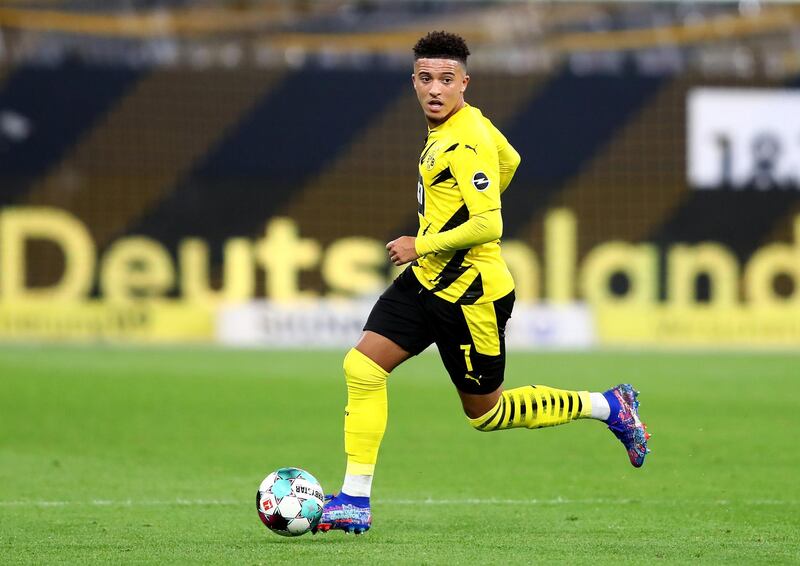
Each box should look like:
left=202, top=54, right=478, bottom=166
left=468, top=385, right=591, bottom=431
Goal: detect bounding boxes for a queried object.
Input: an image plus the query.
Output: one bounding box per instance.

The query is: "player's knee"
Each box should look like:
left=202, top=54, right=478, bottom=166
left=343, top=348, right=388, bottom=389
left=467, top=408, right=496, bottom=432
left=343, top=348, right=364, bottom=380
left=465, top=395, right=503, bottom=432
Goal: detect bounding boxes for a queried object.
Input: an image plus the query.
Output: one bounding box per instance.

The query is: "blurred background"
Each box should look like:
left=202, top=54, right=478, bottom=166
left=1, top=0, right=799, bottom=349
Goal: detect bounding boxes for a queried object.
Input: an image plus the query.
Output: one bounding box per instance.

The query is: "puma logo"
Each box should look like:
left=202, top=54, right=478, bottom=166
left=465, top=144, right=478, bottom=154
left=465, top=373, right=482, bottom=384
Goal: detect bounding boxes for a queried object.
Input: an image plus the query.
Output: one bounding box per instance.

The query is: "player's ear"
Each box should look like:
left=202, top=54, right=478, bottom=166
left=461, top=74, right=470, bottom=93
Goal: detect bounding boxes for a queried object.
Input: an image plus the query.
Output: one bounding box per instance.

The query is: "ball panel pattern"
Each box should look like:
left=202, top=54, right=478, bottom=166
left=256, top=467, right=325, bottom=538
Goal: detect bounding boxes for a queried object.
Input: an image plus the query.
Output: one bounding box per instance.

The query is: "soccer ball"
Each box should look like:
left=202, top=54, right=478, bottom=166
left=256, top=467, right=324, bottom=537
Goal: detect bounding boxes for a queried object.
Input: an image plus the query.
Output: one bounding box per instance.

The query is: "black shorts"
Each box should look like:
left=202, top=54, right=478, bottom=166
left=363, top=267, right=515, bottom=394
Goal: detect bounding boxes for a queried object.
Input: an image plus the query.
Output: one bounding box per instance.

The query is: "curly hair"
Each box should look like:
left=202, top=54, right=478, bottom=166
left=413, top=31, right=470, bottom=66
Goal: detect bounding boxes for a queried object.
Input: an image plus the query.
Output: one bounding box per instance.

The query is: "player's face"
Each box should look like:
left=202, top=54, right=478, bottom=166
left=412, top=58, right=469, bottom=127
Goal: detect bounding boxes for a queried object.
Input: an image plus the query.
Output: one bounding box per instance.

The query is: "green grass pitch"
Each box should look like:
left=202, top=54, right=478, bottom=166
left=1, top=345, right=799, bottom=564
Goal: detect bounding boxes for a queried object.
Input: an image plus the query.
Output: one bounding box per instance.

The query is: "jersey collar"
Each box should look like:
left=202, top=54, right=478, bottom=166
left=428, top=103, right=472, bottom=134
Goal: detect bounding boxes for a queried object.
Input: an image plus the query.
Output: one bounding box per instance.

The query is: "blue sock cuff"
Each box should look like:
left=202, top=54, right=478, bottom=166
left=602, top=389, right=622, bottom=423
left=338, top=492, right=370, bottom=507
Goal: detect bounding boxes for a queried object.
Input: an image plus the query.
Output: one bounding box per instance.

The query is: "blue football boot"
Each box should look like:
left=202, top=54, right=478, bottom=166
left=603, top=384, right=650, bottom=468
left=312, top=493, right=371, bottom=535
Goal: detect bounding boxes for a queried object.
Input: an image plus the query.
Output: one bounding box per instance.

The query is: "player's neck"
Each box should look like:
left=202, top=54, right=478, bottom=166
left=427, top=99, right=467, bottom=129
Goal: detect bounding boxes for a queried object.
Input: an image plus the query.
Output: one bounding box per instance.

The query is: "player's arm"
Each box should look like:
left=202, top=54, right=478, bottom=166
left=498, top=143, right=520, bottom=194
left=413, top=142, right=503, bottom=257
left=413, top=209, right=501, bottom=256
left=491, top=123, right=520, bottom=194
left=387, top=209, right=502, bottom=266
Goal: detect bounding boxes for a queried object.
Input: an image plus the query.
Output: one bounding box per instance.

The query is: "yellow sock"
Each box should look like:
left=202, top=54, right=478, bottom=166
left=342, top=348, right=389, bottom=476
left=468, top=385, right=591, bottom=431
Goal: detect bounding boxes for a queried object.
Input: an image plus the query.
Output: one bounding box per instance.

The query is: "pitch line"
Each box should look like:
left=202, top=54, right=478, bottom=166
left=0, top=497, right=796, bottom=508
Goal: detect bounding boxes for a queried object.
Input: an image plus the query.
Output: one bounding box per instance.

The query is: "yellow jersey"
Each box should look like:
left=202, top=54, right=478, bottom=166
left=412, top=105, right=519, bottom=304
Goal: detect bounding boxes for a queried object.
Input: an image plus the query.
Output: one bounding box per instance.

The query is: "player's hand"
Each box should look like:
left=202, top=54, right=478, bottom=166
left=386, top=236, right=419, bottom=266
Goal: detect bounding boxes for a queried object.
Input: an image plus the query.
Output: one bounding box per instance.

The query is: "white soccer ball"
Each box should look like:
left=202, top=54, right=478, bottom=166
left=256, top=467, right=324, bottom=537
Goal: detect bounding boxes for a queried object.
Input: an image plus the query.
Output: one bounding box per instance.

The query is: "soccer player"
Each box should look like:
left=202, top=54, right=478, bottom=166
left=314, top=31, right=649, bottom=535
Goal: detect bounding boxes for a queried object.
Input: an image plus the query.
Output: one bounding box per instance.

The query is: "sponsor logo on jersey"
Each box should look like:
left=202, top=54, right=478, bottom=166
left=472, top=172, right=490, bottom=191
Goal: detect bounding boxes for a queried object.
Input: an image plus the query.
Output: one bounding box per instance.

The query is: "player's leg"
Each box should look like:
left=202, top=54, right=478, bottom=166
left=316, top=269, right=434, bottom=534
left=316, top=331, right=409, bottom=534
left=341, top=331, right=409, bottom=499
left=465, top=383, right=649, bottom=468
left=433, top=291, right=649, bottom=467
left=444, top=292, right=594, bottom=428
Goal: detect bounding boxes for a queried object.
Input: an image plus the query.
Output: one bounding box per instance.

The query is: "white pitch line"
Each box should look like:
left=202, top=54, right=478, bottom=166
left=386, top=498, right=798, bottom=506
left=0, top=499, right=240, bottom=507
left=0, top=498, right=796, bottom=508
